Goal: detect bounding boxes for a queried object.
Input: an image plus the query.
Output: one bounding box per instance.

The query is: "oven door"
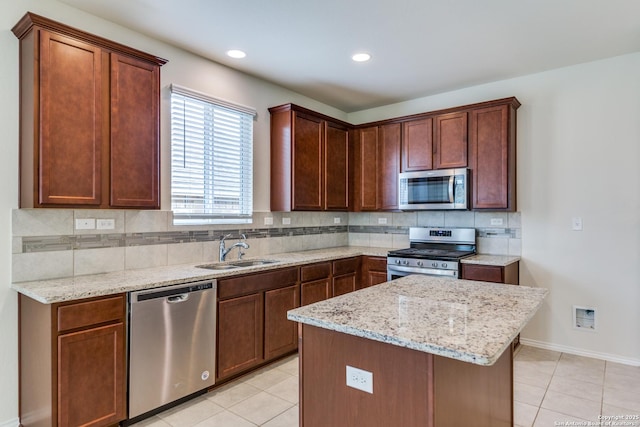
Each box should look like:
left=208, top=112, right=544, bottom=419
left=387, top=263, right=459, bottom=281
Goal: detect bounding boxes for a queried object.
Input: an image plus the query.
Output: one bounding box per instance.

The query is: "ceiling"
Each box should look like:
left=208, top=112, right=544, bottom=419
left=59, top=0, right=640, bottom=112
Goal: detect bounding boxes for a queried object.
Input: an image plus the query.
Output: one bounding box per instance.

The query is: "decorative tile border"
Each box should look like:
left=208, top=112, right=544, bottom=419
left=20, top=225, right=517, bottom=253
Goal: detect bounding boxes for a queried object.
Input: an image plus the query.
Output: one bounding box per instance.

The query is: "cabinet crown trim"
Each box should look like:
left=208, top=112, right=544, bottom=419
left=12, top=12, right=168, bottom=66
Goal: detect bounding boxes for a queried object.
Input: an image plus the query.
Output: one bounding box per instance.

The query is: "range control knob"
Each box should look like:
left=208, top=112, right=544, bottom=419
left=395, top=259, right=401, bottom=264
left=431, top=262, right=438, bottom=268
left=417, top=261, right=423, bottom=267
left=442, top=263, right=448, bottom=268
left=402, top=260, right=409, bottom=265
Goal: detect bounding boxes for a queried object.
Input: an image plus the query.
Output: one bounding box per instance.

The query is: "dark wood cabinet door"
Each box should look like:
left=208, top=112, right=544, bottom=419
left=333, top=273, right=357, bottom=296
left=110, top=53, right=160, bottom=208
left=292, top=113, right=324, bottom=210
left=461, top=263, right=519, bottom=285
left=301, top=278, right=331, bottom=306
left=469, top=104, right=515, bottom=210
left=217, top=293, right=264, bottom=380
left=401, top=117, right=433, bottom=171
left=377, top=123, right=401, bottom=210
left=362, top=256, right=388, bottom=287
left=367, top=271, right=388, bottom=287
left=264, top=285, right=300, bottom=360
left=57, top=323, right=125, bottom=427
left=325, top=121, right=349, bottom=210
left=354, top=126, right=378, bottom=211
left=434, top=112, right=468, bottom=169
left=38, top=30, right=103, bottom=206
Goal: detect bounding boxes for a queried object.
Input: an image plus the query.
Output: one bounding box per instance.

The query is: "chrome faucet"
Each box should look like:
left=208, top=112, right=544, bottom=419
left=219, top=234, right=249, bottom=261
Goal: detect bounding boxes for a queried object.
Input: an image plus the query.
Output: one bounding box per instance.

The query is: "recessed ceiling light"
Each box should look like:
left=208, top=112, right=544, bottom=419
left=352, top=53, right=371, bottom=62
left=227, top=49, right=247, bottom=59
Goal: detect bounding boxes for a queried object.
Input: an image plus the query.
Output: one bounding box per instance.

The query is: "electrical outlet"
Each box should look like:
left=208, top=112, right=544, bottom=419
left=377, top=217, right=388, bottom=225
left=334, top=217, right=341, bottom=224
left=282, top=217, right=291, bottom=225
left=346, top=365, right=373, bottom=394
left=264, top=217, right=274, bottom=225
left=490, top=218, right=504, bottom=226
left=96, top=219, right=115, bottom=230
left=75, top=218, right=95, bottom=230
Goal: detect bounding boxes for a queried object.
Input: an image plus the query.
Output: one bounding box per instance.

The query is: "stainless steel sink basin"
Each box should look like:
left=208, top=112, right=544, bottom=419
left=196, top=259, right=279, bottom=270
left=229, top=259, right=279, bottom=267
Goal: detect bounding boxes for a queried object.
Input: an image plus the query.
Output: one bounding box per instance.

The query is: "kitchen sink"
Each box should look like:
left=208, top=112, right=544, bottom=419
left=196, top=259, right=279, bottom=270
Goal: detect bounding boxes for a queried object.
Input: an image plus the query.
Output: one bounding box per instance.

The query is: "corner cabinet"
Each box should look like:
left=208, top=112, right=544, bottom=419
left=12, top=12, right=166, bottom=209
left=19, top=294, right=127, bottom=427
left=269, top=104, right=350, bottom=211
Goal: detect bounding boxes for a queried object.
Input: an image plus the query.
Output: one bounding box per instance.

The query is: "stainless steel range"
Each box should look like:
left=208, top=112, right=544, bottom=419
left=387, top=227, right=476, bottom=280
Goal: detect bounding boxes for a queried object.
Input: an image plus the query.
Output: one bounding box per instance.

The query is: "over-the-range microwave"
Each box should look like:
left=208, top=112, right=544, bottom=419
left=398, top=168, right=468, bottom=210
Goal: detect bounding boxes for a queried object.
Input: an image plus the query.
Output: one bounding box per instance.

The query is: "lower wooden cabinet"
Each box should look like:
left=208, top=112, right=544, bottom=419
left=361, top=256, right=388, bottom=288
left=216, top=267, right=299, bottom=381
left=300, top=262, right=332, bottom=306
left=332, top=257, right=361, bottom=296
left=19, top=294, right=126, bottom=427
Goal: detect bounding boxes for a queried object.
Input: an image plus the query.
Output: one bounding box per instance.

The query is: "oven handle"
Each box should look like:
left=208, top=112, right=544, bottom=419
left=387, top=264, right=458, bottom=277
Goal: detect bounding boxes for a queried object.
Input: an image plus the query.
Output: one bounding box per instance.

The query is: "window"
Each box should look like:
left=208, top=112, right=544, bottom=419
left=170, top=84, right=255, bottom=225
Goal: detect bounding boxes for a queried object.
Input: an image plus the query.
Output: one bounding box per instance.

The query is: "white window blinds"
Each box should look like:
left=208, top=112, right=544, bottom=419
left=170, top=84, right=255, bottom=225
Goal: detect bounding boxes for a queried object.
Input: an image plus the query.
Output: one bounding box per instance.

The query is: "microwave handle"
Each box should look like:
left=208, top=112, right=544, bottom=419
left=448, top=175, right=455, bottom=203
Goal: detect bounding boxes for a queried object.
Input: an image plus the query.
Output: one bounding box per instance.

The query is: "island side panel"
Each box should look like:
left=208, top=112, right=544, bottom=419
left=433, top=345, right=513, bottom=427
left=299, top=324, right=434, bottom=427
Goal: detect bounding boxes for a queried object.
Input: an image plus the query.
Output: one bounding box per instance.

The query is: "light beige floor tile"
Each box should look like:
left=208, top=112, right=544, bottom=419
left=206, top=381, right=262, bottom=409
left=228, top=391, right=294, bottom=425
left=552, top=362, right=605, bottom=386
left=541, top=390, right=602, bottom=421
left=158, top=397, right=225, bottom=427
left=514, top=363, right=554, bottom=389
left=514, top=401, right=538, bottom=427
left=605, top=370, right=640, bottom=394
left=601, top=403, right=640, bottom=419
left=242, top=368, right=293, bottom=391
left=193, top=410, right=257, bottom=427
left=558, top=353, right=606, bottom=370
left=262, top=405, right=299, bottom=427
left=605, top=361, right=640, bottom=379
left=516, top=346, right=562, bottom=363
left=533, top=408, right=590, bottom=427
left=604, top=387, right=640, bottom=412
left=274, top=357, right=299, bottom=377
left=514, top=381, right=547, bottom=407
left=265, top=376, right=299, bottom=404
left=548, top=375, right=604, bottom=402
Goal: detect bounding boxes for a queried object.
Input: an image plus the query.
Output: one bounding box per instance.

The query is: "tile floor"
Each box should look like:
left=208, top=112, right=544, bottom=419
left=132, top=346, right=640, bottom=427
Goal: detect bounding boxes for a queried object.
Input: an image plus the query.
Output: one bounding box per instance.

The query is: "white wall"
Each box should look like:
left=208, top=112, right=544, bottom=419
left=0, top=0, right=346, bottom=423
left=349, top=53, right=640, bottom=365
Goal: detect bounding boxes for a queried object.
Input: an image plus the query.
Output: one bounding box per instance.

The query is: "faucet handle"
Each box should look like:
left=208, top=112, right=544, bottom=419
left=220, top=233, right=232, bottom=242
left=240, top=233, right=247, bottom=240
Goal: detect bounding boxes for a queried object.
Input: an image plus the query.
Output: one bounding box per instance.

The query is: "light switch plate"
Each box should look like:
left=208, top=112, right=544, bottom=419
left=334, top=217, right=341, bottom=224
left=490, top=218, right=504, bottom=226
left=377, top=217, right=388, bottom=225
left=264, top=217, right=274, bottom=225
left=572, top=217, right=583, bottom=231
left=282, top=217, right=291, bottom=225
left=96, top=219, right=115, bottom=230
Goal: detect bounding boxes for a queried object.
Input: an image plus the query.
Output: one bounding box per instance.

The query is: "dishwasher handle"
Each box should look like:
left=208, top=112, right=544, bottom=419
left=167, top=294, right=189, bottom=304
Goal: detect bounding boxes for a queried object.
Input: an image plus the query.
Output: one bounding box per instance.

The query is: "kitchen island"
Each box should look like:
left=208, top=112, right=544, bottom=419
left=287, top=275, right=547, bottom=427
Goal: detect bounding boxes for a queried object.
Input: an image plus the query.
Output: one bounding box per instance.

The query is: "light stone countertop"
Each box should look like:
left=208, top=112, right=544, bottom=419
left=288, top=275, right=547, bottom=366
left=11, top=246, right=389, bottom=304
left=461, top=254, right=520, bottom=266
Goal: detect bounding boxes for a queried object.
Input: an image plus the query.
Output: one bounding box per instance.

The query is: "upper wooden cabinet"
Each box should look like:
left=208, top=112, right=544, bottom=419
left=401, top=112, right=467, bottom=172
left=269, top=104, right=350, bottom=211
left=12, top=12, right=166, bottom=209
left=468, top=99, right=520, bottom=210
left=352, top=124, right=400, bottom=211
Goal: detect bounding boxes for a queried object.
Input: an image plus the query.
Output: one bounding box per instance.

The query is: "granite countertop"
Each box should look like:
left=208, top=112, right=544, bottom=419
left=11, top=246, right=389, bottom=304
left=288, top=275, right=547, bottom=366
left=461, top=254, right=520, bottom=266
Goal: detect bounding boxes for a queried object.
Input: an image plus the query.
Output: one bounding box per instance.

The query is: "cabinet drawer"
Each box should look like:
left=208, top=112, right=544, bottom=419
left=461, top=264, right=503, bottom=283
left=301, top=262, right=331, bottom=282
left=365, top=256, right=387, bottom=272
left=57, top=295, right=125, bottom=333
left=332, top=257, right=360, bottom=276
left=218, top=267, right=299, bottom=300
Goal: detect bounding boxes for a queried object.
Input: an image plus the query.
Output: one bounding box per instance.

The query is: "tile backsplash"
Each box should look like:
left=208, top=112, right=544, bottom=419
left=12, top=209, right=520, bottom=282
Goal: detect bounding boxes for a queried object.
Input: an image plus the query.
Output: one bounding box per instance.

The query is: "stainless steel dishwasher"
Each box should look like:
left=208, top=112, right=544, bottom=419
left=128, top=280, right=216, bottom=419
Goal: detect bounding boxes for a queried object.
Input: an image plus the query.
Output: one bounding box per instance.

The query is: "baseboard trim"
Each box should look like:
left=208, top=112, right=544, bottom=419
left=520, top=338, right=640, bottom=367
left=0, top=417, right=20, bottom=427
